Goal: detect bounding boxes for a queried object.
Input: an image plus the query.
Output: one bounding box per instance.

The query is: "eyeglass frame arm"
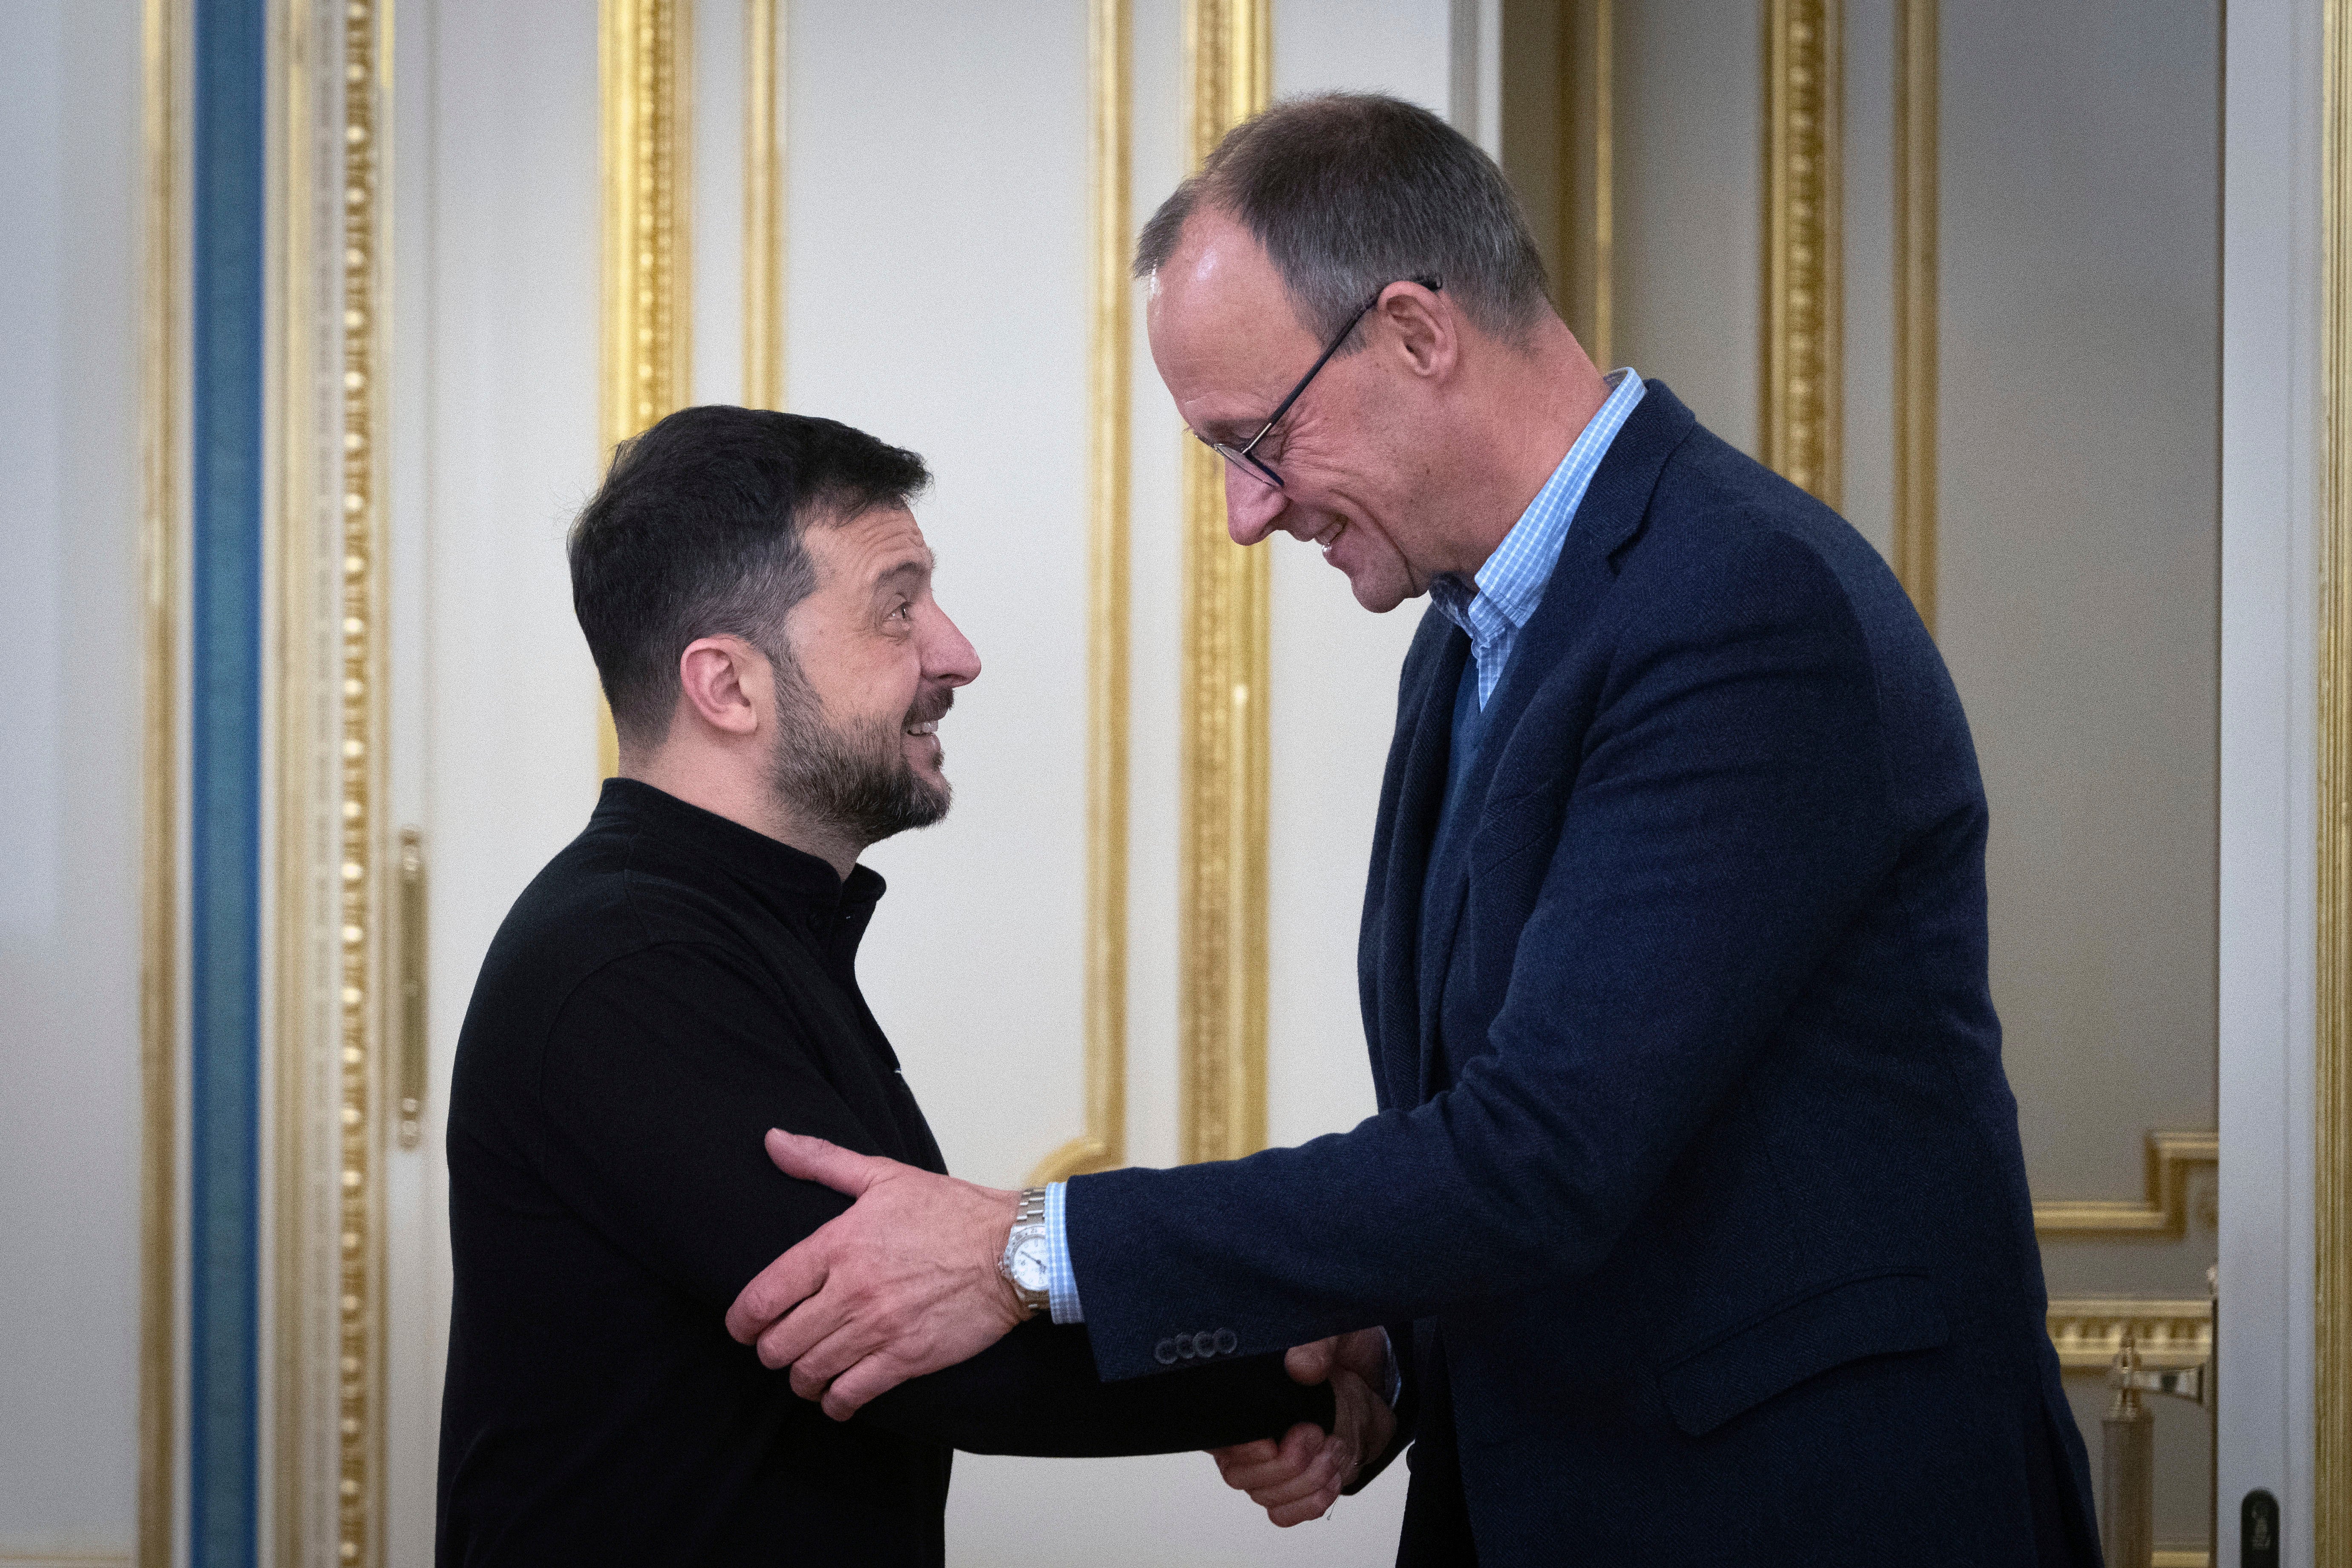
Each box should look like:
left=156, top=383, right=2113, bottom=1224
left=1212, top=274, right=1444, bottom=487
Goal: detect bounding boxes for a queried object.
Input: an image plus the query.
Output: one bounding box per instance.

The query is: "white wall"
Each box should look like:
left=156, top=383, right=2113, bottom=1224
left=383, top=0, right=607, bottom=1555
left=0, top=0, right=144, bottom=1556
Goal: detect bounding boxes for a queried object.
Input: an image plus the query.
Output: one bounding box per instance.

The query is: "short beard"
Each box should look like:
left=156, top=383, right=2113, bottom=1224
left=764, top=646, right=952, bottom=850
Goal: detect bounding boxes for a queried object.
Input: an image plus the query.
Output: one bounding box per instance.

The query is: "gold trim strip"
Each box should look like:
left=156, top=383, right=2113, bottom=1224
left=1035, top=0, right=1133, bottom=1185
left=138, top=0, right=186, bottom=1560
left=276, top=0, right=394, bottom=1559
left=1891, top=0, right=1937, bottom=631
left=2322, top=0, right=2352, bottom=1548
left=2045, top=1298, right=2213, bottom=1372
left=1178, top=0, right=1270, bottom=1166
left=743, top=0, right=782, bottom=410
left=598, top=0, right=693, bottom=776
left=1555, top=0, right=1613, bottom=369
left=2032, top=1131, right=2217, bottom=1239
left=1759, top=0, right=1842, bottom=507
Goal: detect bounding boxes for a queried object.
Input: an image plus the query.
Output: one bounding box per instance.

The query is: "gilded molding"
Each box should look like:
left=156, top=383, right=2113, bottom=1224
left=2321, top=0, right=2352, bottom=1548
left=2045, top=1298, right=2213, bottom=1373
left=1891, top=0, right=1937, bottom=632
left=743, top=0, right=783, bottom=410
left=598, top=0, right=693, bottom=775
left=2032, top=1131, right=2217, bottom=1239
left=273, top=0, right=392, bottom=1560
left=137, top=0, right=187, bottom=1561
left=1555, top=0, right=1613, bottom=369
left=1034, top=0, right=1133, bottom=1185
left=1179, top=0, right=1271, bottom=1166
left=1760, top=0, right=1843, bottom=508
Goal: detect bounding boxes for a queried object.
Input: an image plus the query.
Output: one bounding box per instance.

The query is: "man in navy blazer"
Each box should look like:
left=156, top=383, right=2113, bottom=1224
left=721, top=94, right=2100, bottom=1565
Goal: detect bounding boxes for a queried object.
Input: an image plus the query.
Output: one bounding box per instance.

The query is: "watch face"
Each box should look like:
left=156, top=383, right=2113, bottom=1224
left=1010, top=1234, right=1052, bottom=1293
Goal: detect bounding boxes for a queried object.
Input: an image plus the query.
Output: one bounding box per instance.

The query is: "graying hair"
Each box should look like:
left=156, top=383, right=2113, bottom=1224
left=1134, top=92, right=1552, bottom=351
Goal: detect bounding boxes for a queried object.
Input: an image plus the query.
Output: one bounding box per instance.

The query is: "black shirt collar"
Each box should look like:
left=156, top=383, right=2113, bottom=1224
left=593, top=777, right=887, bottom=923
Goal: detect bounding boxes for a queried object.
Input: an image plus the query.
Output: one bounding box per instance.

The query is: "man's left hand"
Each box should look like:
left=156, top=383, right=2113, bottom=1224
left=724, top=1129, right=1026, bottom=1418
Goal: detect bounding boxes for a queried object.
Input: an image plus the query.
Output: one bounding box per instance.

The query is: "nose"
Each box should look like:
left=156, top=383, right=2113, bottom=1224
left=919, top=601, right=981, bottom=689
left=1223, top=461, right=1287, bottom=547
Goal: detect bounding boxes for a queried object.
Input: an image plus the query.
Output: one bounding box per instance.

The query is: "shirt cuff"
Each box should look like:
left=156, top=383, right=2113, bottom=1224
left=1043, top=1181, right=1085, bottom=1323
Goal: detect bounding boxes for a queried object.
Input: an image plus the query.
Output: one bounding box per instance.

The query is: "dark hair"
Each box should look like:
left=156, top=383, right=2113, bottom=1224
left=1134, top=92, right=1551, bottom=350
left=568, top=406, right=930, bottom=750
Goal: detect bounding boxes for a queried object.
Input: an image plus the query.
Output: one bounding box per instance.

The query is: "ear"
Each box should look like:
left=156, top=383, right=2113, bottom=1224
left=676, top=635, right=770, bottom=739
left=1374, top=279, right=1456, bottom=384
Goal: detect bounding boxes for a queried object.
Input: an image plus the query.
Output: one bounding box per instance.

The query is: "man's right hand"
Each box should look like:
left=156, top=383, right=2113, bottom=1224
left=1208, top=1329, right=1394, bottom=1526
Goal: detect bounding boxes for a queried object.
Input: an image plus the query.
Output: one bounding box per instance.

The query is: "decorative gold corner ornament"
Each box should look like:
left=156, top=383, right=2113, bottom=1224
left=1034, top=0, right=1133, bottom=1185
left=1554, top=0, right=1614, bottom=369
left=137, top=0, right=187, bottom=1561
left=1760, top=0, right=1843, bottom=508
left=743, top=0, right=784, bottom=411
left=2320, top=0, right=2352, bottom=1551
left=1178, top=0, right=1271, bottom=1166
left=2032, top=1130, right=2219, bottom=1239
left=1891, top=0, right=1938, bottom=632
left=598, top=0, right=693, bottom=776
left=274, top=0, right=393, bottom=1561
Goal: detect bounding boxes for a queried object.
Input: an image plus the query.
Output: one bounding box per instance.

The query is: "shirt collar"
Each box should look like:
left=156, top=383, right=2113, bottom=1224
left=1429, top=367, right=1646, bottom=643
left=595, top=776, right=887, bottom=920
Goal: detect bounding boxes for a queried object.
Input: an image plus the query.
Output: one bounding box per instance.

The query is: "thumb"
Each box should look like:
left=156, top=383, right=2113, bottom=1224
left=764, top=1129, right=886, bottom=1196
left=1283, top=1336, right=1337, bottom=1385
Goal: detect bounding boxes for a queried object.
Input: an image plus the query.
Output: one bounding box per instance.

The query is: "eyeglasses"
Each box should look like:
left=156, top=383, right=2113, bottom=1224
left=1196, top=275, right=1443, bottom=491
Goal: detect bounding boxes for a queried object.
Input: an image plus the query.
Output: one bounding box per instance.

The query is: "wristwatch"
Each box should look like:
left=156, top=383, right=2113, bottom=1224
left=999, top=1186, right=1052, bottom=1319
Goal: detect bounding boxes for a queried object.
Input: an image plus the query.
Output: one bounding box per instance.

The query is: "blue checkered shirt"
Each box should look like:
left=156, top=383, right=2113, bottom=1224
left=1428, top=368, right=1645, bottom=708
left=1040, top=368, right=1648, bottom=1326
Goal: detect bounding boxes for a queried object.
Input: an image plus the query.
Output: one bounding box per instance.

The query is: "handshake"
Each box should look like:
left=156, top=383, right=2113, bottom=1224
left=1207, top=1326, right=1396, bottom=1526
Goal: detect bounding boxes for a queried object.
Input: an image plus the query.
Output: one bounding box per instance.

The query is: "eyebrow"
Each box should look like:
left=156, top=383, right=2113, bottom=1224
left=871, top=554, right=933, bottom=592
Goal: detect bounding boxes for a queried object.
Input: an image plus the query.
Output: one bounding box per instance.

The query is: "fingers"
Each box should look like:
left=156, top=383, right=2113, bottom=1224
left=725, top=1232, right=832, bottom=1346
left=817, top=1349, right=921, bottom=1421
left=1223, top=1429, right=1354, bottom=1504
left=753, top=1286, right=850, bottom=1372
left=1266, top=1483, right=1343, bottom=1528
left=1213, top=1423, right=1325, bottom=1491
left=763, top=1128, right=889, bottom=1196
left=784, top=1312, right=878, bottom=1401
left=1208, top=1437, right=1280, bottom=1475
left=1282, top=1336, right=1337, bottom=1385
left=1333, top=1326, right=1389, bottom=1384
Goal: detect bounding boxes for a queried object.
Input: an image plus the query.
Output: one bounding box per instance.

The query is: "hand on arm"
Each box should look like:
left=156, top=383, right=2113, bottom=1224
left=723, top=1129, right=1029, bottom=1419
left=1208, top=1329, right=1395, bottom=1526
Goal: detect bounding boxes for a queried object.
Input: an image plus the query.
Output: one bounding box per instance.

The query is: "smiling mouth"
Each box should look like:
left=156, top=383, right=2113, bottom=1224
left=903, top=720, right=939, bottom=738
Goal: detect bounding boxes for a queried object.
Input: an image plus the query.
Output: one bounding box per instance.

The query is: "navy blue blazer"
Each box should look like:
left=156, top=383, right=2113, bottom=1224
left=1066, top=384, right=2099, bottom=1565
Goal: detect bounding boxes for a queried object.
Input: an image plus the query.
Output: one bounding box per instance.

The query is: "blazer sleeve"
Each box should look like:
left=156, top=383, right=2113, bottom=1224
left=1064, top=528, right=1906, bottom=1380
left=535, top=945, right=1330, bottom=1454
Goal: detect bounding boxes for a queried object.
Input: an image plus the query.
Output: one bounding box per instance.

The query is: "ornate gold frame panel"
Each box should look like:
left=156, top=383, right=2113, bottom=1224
left=744, top=0, right=783, bottom=409
left=1554, top=0, right=1613, bottom=370
left=138, top=0, right=190, bottom=1561
left=1890, top=0, right=1937, bottom=631
left=1035, top=0, right=1134, bottom=1184
left=2320, top=0, right=2352, bottom=1548
left=597, top=0, right=693, bottom=775
left=1760, top=0, right=1842, bottom=508
left=273, top=0, right=394, bottom=1560
left=1179, top=0, right=1271, bottom=1166
left=2032, top=1130, right=2217, bottom=1239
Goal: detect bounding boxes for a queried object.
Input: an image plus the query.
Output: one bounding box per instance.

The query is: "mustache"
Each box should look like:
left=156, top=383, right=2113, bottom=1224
left=905, top=686, right=955, bottom=727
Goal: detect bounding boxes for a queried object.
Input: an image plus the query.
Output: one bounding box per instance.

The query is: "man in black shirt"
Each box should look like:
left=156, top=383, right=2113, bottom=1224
left=435, top=408, right=1385, bottom=1565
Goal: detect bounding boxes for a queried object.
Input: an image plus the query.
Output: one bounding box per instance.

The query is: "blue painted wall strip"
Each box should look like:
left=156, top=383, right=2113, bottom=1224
left=189, top=0, right=265, bottom=1561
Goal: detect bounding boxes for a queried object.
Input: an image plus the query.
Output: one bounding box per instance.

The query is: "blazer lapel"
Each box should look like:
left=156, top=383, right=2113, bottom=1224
left=1370, top=621, right=1469, bottom=1112
left=1410, top=380, right=1700, bottom=1103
